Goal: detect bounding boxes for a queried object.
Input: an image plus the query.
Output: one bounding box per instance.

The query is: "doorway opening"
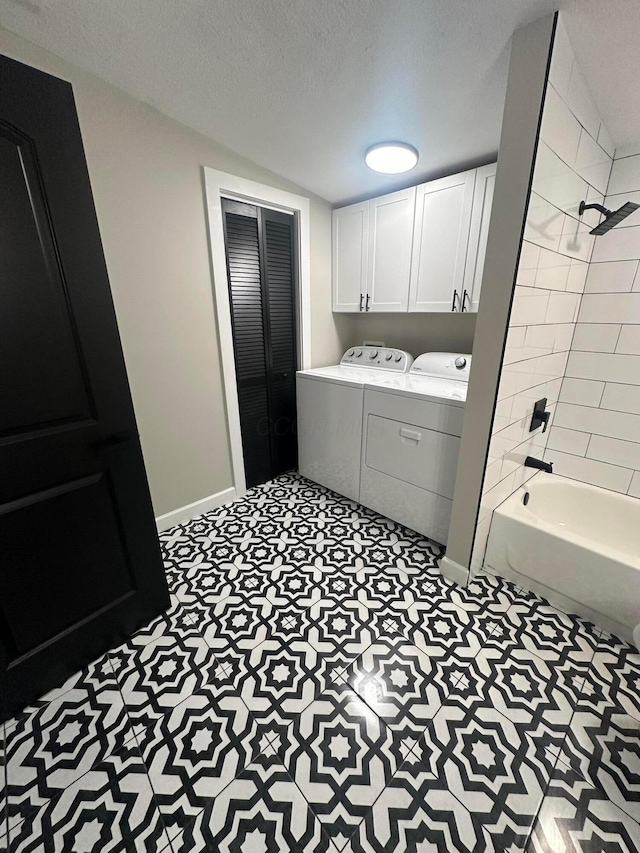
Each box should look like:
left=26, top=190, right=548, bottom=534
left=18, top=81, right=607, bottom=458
left=204, top=168, right=311, bottom=498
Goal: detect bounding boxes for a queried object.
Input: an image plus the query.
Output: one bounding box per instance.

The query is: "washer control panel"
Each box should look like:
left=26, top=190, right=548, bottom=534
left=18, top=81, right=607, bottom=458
left=340, top=347, right=413, bottom=372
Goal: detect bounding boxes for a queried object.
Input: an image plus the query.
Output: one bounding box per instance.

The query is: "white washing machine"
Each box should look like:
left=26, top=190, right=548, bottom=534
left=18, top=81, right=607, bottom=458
left=359, top=352, right=472, bottom=545
left=296, top=346, right=413, bottom=501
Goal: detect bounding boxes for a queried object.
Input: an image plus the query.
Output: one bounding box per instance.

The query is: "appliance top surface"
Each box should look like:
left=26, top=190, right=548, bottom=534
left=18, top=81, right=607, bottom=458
left=340, top=346, right=414, bottom=372
left=296, top=364, right=392, bottom=387
left=410, top=351, right=472, bottom=382
left=365, top=372, right=468, bottom=405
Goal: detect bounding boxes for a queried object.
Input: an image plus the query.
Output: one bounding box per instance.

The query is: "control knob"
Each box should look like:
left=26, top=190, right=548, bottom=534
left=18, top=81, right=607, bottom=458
left=394, top=354, right=403, bottom=362
left=455, top=357, right=467, bottom=370
left=369, top=350, right=378, bottom=358
left=355, top=349, right=363, bottom=357
left=347, top=350, right=355, bottom=357
left=385, top=352, right=393, bottom=361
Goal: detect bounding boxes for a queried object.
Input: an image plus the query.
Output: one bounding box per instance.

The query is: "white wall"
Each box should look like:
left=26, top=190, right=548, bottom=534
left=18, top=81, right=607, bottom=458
left=470, top=19, right=614, bottom=573
left=0, top=26, right=351, bottom=518
left=444, top=14, right=557, bottom=579
left=546, top=148, right=640, bottom=494
left=345, top=313, right=476, bottom=357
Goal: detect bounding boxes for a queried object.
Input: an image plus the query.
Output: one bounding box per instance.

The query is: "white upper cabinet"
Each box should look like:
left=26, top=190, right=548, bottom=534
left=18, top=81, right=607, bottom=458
left=367, top=186, right=416, bottom=312
left=331, top=164, right=496, bottom=313
left=462, top=163, right=497, bottom=313
left=332, top=201, right=368, bottom=312
left=408, top=169, right=476, bottom=312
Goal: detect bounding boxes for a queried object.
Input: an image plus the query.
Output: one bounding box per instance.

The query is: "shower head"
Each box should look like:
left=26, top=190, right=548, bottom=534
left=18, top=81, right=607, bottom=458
left=579, top=200, right=640, bottom=236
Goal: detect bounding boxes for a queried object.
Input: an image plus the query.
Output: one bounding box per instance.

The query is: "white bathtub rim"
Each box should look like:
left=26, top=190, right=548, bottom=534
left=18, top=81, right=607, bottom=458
left=484, top=561, right=635, bottom=646
left=497, top=479, right=640, bottom=570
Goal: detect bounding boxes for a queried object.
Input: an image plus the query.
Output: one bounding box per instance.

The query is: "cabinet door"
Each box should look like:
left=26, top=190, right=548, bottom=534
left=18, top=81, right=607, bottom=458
left=332, top=201, right=368, bottom=311
left=367, top=186, right=416, bottom=312
left=408, top=170, right=476, bottom=312
left=462, top=163, right=497, bottom=313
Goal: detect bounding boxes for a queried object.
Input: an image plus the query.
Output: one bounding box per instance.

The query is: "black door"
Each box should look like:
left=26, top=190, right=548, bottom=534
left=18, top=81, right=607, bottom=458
left=0, top=55, right=170, bottom=718
left=223, top=200, right=298, bottom=488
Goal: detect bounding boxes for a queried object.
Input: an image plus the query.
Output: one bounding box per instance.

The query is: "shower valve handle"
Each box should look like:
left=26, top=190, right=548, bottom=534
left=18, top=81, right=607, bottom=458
left=530, top=398, right=550, bottom=433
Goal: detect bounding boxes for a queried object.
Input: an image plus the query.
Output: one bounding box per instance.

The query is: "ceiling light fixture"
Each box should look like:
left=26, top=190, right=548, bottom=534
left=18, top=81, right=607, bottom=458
left=365, top=142, right=419, bottom=174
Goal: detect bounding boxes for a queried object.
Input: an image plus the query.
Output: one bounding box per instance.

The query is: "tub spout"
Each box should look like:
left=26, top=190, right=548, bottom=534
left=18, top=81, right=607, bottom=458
left=525, top=456, right=553, bottom=473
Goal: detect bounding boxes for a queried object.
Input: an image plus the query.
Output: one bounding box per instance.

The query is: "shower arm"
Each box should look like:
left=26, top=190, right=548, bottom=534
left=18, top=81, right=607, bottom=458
left=579, top=201, right=613, bottom=218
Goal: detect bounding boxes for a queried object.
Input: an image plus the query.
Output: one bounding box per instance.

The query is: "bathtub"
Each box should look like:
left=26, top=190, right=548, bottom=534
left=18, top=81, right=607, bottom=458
left=484, top=472, right=640, bottom=644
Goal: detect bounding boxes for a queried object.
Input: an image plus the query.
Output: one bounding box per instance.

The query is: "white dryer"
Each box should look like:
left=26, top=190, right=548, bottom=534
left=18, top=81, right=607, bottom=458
left=359, top=352, right=471, bottom=545
left=296, top=346, right=413, bottom=501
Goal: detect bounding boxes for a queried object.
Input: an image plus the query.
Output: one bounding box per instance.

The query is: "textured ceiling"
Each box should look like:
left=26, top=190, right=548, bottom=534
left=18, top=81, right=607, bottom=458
left=0, top=0, right=639, bottom=204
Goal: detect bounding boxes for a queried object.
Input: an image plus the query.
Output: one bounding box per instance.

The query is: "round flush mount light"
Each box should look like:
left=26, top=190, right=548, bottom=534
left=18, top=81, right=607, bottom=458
left=365, top=142, right=419, bottom=174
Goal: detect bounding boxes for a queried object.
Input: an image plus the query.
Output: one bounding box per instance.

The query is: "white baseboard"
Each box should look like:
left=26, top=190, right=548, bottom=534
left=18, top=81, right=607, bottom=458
left=155, top=487, right=237, bottom=533
left=439, top=555, right=469, bottom=586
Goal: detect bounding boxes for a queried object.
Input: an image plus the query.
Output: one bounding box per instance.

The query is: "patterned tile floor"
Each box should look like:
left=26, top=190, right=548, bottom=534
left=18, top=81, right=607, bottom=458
left=2, top=472, right=640, bottom=852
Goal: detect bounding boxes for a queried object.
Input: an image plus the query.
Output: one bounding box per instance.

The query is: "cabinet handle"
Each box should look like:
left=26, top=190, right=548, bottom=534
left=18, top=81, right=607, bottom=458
left=461, top=289, right=469, bottom=312
left=451, top=289, right=459, bottom=312
left=366, top=293, right=370, bottom=312
left=359, top=293, right=364, bottom=311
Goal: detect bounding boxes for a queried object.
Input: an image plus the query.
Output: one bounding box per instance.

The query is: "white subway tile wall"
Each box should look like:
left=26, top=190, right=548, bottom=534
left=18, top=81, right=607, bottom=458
left=543, top=449, right=633, bottom=492
left=546, top=148, right=640, bottom=499
left=591, top=224, right=640, bottom=263
left=606, top=153, right=640, bottom=195
left=571, top=323, right=620, bottom=352
left=559, top=377, right=605, bottom=407
left=471, top=18, right=617, bottom=572
left=583, top=260, right=638, bottom=293
left=600, top=383, right=640, bottom=416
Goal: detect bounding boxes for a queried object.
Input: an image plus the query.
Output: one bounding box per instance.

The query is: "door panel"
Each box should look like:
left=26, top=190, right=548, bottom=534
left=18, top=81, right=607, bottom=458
left=223, top=202, right=298, bottom=487
left=0, top=131, right=91, bottom=434
left=0, top=473, right=132, bottom=655
left=0, top=54, right=169, bottom=717
left=409, top=170, right=476, bottom=312
left=263, top=215, right=297, bottom=474
left=367, top=187, right=416, bottom=312
left=332, top=202, right=368, bottom=312
left=224, top=205, right=272, bottom=488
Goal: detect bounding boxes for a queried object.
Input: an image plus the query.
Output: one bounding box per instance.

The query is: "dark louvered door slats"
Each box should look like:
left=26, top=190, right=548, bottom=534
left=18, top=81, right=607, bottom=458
left=224, top=205, right=272, bottom=486
left=263, top=213, right=297, bottom=474
left=223, top=201, right=297, bottom=487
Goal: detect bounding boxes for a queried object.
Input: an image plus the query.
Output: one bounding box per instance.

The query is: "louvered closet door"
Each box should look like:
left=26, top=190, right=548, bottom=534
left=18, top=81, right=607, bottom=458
left=262, top=211, right=298, bottom=475
left=223, top=200, right=297, bottom=488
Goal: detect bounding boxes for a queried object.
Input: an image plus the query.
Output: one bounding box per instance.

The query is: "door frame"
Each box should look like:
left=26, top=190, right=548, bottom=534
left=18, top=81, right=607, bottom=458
left=204, top=168, right=311, bottom=498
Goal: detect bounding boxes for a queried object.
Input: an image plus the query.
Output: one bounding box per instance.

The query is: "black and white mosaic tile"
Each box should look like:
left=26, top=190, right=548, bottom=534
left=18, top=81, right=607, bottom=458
left=3, top=471, right=639, bottom=853
left=420, top=697, right=556, bottom=848
left=3, top=672, right=132, bottom=833
left=8, top=742, right=172, bottom=853
left=528, top=758, right=640, bottom=853
left=170, top=754, right=328, bottom=853
left=275, top=688, right=401, bottom=843
left=558, top=702, right=640, bottom=824
left=344, top=763, right=496, bottom=852
left=339, top=635, right=449, bottom=729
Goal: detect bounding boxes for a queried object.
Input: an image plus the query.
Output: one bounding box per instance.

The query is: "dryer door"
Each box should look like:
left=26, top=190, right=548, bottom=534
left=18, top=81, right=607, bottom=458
left=365, top=415, right=460, bottom=499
